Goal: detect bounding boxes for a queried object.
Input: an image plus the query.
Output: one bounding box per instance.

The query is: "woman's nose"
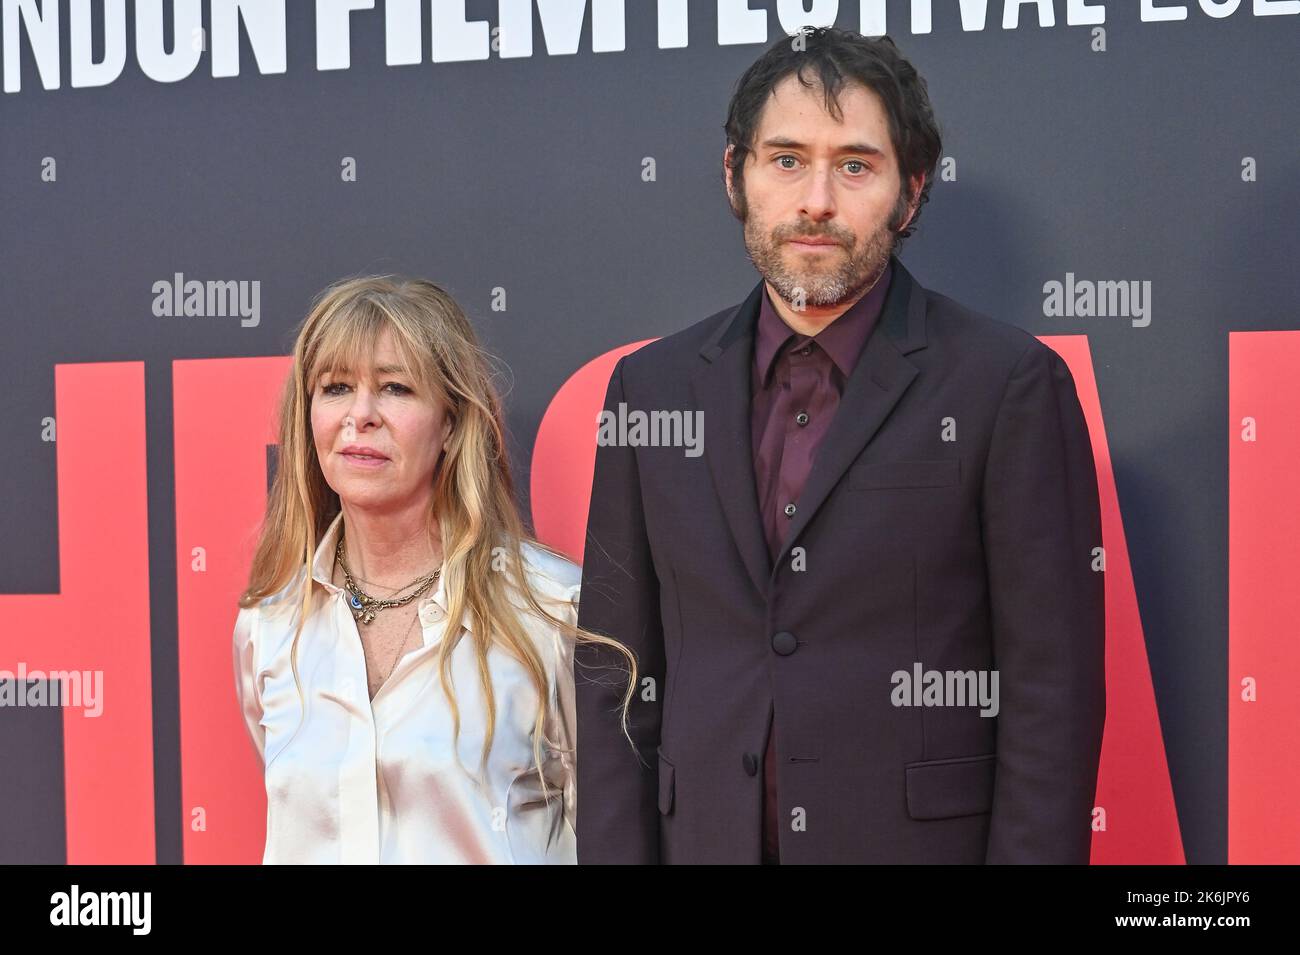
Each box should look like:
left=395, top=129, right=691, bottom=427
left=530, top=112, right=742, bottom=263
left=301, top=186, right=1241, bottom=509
left=345, top=386, right=380, bottom=425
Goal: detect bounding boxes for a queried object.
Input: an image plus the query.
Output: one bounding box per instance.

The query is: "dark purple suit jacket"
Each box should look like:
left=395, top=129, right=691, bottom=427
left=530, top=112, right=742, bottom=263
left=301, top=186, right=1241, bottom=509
left=574, top=255, right=1106, bottom=864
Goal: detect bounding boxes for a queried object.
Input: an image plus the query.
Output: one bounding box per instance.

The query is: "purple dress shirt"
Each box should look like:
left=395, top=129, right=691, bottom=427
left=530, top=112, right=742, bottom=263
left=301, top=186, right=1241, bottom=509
left=750, top=260, right=893, bottom=864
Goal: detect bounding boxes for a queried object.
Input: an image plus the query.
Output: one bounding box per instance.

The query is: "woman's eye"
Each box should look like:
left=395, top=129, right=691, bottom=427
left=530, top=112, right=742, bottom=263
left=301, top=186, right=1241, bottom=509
left=320, top=382, right=409, bottom=396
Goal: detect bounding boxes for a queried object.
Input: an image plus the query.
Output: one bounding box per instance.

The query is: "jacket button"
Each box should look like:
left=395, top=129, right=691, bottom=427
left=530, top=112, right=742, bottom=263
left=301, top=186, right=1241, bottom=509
left=743, top=753, right=759, bottom=776
left=795, top=411, right=809, bottom=427
left=772, top=631, right=797, bottom=655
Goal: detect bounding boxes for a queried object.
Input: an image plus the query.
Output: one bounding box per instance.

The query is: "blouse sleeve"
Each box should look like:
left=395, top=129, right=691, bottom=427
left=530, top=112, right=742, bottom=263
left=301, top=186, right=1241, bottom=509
left=232, top=605, right=266, bottom=764
left=546, top=580, right=580, bottom=832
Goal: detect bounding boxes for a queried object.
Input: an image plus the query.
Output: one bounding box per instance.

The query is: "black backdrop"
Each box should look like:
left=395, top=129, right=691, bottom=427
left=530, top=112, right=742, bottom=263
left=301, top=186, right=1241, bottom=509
left=1, top=0, right=1297, bottom=863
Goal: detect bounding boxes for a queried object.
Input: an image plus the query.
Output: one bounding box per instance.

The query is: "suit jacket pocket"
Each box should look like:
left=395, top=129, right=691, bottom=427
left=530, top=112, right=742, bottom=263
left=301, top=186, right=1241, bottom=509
left=904, top=752, right=995, bottom=820
left=851, top=458, right=960, bottom=490
left=657, top=747, right=675, bottom=815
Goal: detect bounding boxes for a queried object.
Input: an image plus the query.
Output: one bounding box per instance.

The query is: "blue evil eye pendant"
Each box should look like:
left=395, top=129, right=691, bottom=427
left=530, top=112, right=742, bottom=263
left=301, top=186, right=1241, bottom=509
left=347, top=589, right=376, bottom=625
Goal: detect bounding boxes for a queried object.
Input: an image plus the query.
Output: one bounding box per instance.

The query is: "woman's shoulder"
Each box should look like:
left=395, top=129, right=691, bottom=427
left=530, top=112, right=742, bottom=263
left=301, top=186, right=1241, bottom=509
left=235, top=568, right=310, bottom=631
left=263, top=566, right=310, bottom=607
left=512, top=544, right=580, bottom=692
left=516, top=541, right=581, bottom=601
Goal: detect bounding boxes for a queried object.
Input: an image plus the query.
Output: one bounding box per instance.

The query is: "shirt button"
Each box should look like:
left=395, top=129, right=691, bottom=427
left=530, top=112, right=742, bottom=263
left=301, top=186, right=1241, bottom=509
left=784, top=503, right=797, bottom=518
left=798, top=345, right=812, bottom=356
left=795, top=411, right=809, bottom=426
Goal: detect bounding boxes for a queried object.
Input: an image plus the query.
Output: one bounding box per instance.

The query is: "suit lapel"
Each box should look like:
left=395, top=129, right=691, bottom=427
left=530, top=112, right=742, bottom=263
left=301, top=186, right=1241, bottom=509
left=773, top=258, right=928, bottom=572
left=690, top=281, right=772, bottom=598
left=690, top=256, right=930, bottom=596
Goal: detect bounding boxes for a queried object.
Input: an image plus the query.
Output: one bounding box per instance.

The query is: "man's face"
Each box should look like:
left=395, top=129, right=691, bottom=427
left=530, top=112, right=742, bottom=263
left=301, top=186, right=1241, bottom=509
left=725, top=75, right=921, bottom=310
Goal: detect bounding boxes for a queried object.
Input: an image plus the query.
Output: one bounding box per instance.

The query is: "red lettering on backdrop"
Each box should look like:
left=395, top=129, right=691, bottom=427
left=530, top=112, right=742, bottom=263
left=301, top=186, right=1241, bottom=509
left=0, top=363, right=155, bottom=863
left=531, top=341, right=657, bottom=561
left=175, top=356, right=289, bottom=864
left=1228, top=331, right=1300, bottom=863
left=532, top=336, right=1185, bottom=864
left=154, top=339, right=1197, bottom=863
left=0, top=344, right=1206, bottom=862
left=1039, top=336, right=1182, bottom=864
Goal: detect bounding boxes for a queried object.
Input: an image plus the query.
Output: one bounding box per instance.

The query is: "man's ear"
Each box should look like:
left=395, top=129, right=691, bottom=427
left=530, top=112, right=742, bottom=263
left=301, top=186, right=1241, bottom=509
left=723, top=144, right=737, bottom=205
left=899, top=171, right=925, bottom=232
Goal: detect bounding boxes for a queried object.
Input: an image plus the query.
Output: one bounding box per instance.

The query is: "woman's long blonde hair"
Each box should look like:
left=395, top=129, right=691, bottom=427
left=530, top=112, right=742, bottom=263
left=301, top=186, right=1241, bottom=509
left=239, top=275, right=636, bottom=796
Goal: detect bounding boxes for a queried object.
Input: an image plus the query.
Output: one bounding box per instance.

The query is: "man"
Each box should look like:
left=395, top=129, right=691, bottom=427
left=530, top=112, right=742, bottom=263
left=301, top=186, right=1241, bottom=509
left=574, top=27, right=1105, bottom=864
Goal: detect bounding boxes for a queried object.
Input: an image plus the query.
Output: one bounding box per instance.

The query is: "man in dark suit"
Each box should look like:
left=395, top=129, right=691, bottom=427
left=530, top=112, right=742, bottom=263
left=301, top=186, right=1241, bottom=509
left=574, top=27, right=1105, bottom=864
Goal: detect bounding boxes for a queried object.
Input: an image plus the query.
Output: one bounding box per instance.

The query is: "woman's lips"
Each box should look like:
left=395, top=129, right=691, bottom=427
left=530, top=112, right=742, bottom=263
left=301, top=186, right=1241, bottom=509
left=341, top=452, right=389, bottom=468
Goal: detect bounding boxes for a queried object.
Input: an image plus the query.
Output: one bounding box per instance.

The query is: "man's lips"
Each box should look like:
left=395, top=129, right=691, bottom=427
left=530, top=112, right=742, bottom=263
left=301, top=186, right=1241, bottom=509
left=787, top=236, right=842, bottom=248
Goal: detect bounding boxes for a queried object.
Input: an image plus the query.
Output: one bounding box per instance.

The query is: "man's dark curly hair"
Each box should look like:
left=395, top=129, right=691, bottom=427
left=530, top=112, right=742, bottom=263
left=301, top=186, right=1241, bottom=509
left=723, top=27, right=942, bottom=251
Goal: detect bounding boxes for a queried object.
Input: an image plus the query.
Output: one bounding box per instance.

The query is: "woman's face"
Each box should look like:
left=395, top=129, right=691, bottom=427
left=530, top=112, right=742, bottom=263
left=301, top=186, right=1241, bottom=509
left=310, top=328, right=453, bottom=513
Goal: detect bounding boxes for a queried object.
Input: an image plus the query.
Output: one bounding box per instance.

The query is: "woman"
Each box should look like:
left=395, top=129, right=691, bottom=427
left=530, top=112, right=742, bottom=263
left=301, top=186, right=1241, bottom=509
left=232, top=275, right=635, bottom=864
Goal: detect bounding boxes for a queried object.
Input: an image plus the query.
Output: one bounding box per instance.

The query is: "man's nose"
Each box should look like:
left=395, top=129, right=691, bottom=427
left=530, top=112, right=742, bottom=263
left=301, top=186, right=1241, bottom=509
left=799, top=165, right=837, bottom=221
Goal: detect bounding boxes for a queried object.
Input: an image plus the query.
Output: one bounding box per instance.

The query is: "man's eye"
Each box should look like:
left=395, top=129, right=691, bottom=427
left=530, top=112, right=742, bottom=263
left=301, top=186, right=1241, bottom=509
left=844, top=160, right=869, bottom=174
left=775, top=155, right=799, bottom=169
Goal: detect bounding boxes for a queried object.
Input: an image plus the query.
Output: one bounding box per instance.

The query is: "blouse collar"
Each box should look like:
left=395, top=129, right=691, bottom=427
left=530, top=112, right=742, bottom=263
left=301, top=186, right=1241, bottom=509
left=309, top=510, right=470, bottom=633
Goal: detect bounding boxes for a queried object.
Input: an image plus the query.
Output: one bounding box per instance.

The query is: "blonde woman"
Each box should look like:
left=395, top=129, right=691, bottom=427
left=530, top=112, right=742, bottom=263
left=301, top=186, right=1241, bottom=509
left=231, top=276, right=634, bottom=864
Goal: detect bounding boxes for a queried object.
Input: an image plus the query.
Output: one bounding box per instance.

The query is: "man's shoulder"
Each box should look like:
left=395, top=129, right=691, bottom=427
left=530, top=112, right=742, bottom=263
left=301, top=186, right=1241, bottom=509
left=611, top=272, right=1052, bottom=384
left=921, top=284, right=1058, bottom=374
left=617, top=295, right=749, bottom=379
left=924, top=286, right=1037, bottom=353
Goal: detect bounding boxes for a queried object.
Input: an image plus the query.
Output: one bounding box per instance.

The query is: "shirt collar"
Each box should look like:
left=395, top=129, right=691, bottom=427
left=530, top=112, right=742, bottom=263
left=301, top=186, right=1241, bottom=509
left=754, top=258, right=893, bottom=385
left=310, top=510, right=467, bottom=632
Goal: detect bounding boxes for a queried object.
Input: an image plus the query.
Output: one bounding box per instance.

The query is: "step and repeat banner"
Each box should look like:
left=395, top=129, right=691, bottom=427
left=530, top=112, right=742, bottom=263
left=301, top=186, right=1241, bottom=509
left=0, top=1, right=1295, bottom=865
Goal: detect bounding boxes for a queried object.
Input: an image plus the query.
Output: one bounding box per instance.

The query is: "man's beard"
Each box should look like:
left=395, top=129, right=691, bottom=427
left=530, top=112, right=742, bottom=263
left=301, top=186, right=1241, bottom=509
left=743, top=213, right=894, bottom=310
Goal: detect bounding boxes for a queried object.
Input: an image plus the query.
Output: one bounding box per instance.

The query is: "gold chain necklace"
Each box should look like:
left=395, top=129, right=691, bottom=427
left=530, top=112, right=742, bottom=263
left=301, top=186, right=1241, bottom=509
left=336, top=533, right=441, bottom=626
left=376, top=610, right=421, bottom=691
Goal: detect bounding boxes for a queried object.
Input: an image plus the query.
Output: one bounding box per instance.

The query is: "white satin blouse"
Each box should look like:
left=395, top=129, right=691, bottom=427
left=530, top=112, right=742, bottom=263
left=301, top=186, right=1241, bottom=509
left=232, top=511, right=579, bottom=864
